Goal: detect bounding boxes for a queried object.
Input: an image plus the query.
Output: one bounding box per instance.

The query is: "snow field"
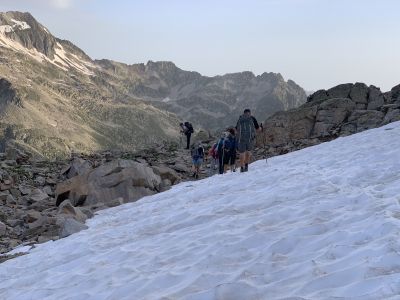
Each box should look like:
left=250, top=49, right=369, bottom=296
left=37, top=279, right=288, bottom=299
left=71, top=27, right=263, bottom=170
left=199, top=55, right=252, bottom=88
left=1, top=122, right=400, bottom=299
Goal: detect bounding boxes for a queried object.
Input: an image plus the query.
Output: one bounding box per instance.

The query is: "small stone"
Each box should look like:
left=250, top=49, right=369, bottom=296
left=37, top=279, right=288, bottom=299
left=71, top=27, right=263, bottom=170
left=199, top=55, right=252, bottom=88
left=0, top=192, right=8, bottom=202
left=19, top=185, right=32, bottom=195
left=25, top=210, right=42, bottom=223
left=34, top=176, right=46, bottom=186
left=6, top=194, right=16, bottom=205
left=43, top=186, right=54, bottom=196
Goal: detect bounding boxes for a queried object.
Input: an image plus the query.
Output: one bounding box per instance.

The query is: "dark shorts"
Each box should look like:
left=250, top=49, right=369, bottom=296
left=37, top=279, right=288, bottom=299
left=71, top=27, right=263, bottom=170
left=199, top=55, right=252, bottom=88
left=237, top=140, right=254, bottom=153
left=192, top=158, right=203, bottom=166
left=223, top=150, right=236, bottom=165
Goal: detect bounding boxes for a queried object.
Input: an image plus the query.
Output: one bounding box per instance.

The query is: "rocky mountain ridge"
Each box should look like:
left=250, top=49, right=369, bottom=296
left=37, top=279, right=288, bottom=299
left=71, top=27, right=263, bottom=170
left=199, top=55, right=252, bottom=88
left=0, top=11, right=306, bottom=158
left=98, top=59, right=306, bottom=130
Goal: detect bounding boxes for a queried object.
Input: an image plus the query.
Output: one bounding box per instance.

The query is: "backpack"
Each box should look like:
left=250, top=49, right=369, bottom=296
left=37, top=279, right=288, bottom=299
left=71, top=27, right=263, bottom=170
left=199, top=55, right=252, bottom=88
left=209, top=143, right=218, bottom=159
left=191, top=146, right=204, bottom=160
left=236, top=115, right=256, bottom=143
left=184, top=122, right=194, bottom=134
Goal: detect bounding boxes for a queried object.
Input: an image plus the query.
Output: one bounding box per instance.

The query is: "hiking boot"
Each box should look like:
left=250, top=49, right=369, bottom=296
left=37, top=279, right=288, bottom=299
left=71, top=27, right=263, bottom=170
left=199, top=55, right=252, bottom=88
left=240, top=167, right=245, bottom=173
left=244, top=164, right=248, bottom=172
left=195, top=173, right=199, bottom=179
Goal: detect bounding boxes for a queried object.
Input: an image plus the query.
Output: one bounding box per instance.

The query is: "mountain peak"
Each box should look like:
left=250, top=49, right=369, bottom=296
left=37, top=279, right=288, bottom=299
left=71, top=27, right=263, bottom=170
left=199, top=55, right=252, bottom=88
left=0, top=11, right=95, bottom=75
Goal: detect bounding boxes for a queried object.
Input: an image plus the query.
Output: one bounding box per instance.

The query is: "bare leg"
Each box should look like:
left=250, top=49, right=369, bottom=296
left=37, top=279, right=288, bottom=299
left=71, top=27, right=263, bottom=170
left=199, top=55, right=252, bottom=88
left=239, top=152, right=246, bottom=167
left=245, top=151, right=251, bottom=165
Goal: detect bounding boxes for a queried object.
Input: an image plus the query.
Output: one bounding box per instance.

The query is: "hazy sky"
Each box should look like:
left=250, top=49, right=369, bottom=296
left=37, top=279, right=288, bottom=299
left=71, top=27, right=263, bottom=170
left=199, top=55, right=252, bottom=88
left=0, top=0, right=399, bottom=91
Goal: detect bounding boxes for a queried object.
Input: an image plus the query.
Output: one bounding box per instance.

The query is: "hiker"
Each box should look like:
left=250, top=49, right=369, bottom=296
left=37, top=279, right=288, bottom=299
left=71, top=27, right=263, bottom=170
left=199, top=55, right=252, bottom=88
left=216, top=132, right=227, bottom=174
left=236, top=108, right=259, bottom=172
left=191, top=143, right=204, bottom=179
left=226, top=127, right=237, bottom=172
left=180, top=122, right=194, bottom=149
left=208, top=142, right=219, bottom=175
left=216, top=129, right=236, bottom=174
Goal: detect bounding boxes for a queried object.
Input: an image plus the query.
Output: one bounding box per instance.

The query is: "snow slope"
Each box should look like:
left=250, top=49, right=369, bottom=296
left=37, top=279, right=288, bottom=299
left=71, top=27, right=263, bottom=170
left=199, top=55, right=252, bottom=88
left=1, top=122, right=400, bottom=299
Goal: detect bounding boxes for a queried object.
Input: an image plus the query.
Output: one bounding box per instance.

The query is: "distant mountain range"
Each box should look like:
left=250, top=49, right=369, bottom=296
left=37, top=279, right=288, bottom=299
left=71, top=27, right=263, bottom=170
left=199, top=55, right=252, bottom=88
left=0, top=11, right=306, bottom=157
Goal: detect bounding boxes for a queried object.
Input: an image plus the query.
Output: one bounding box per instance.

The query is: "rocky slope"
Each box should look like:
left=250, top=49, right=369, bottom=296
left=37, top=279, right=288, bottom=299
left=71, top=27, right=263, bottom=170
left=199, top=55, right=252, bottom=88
left=262, top=82, right=400, bottom=156
left=0, top=141, right=205, bottom=259
left=0, top=11, right=306, bottom=158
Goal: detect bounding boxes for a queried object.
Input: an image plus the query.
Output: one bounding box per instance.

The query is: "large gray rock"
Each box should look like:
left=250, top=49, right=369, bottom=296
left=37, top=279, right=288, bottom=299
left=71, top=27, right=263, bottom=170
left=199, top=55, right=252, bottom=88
left=151, top=165, right=181, bottom=185
left=56, top=159, right=162, bottom=208
left=58, top=200, right=87, bottom=223
left=29, top=188, right=49, bottom=202
left=58, top=218, right=88, bottom=238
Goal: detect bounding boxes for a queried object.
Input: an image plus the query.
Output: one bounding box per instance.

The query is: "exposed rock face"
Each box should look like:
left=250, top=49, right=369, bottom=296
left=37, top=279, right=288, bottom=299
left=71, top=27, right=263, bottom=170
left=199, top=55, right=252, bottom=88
left=263, top=83, right=400, bottom=156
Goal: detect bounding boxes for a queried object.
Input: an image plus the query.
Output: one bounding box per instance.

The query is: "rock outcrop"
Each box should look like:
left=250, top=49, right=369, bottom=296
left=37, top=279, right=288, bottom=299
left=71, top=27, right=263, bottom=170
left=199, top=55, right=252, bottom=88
left=262, top=83, right=400, bottom=156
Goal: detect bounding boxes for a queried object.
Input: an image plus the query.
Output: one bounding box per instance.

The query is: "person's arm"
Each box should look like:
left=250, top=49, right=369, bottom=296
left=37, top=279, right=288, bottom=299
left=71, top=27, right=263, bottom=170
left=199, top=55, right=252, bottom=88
left=252, top=116, right=261, bottom=132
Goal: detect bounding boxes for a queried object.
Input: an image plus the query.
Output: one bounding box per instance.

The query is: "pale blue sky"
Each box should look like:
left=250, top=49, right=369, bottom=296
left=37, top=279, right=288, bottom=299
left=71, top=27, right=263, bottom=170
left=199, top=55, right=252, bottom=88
left=0, top=0, right=399, bottom=91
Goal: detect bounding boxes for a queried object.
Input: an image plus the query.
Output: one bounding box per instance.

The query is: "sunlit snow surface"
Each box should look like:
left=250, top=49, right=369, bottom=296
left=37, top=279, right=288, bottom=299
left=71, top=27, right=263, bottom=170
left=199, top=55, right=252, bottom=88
left=1, top=122, right=400, bottom=299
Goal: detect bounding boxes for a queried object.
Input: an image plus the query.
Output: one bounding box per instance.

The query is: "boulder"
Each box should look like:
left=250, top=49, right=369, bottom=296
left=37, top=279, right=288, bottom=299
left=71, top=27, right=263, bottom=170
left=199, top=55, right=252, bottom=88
left=56, top=159, right=162, bottom=207
left=58, top=218, right=88, bottom=238
left=29, top=188, right=49, bottom=202
left=67, top=157, right=92, bottom=179
left=55, top=175, right=89, bottom=207
left=151, top=165, right=180, bottom=185
left=25, top=210, right=42, bottom=223
left=171, top=163, right=190, bottom=173
left=58, top=200, right=87, bottom=223
left=19, top=185, right=32, bottom=195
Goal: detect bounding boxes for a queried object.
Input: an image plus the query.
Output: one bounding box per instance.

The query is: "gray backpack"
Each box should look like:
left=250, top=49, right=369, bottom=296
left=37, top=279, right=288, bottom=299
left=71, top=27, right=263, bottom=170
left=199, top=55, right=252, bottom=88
left=237, top=115, right=256, bottom=143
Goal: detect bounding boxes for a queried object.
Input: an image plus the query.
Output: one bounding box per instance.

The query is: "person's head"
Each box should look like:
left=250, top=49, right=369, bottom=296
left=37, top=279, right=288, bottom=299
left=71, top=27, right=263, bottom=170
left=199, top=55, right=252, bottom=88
left=244, top=109, right=251, bottom=116
left=179, top=122, right=183, bottom=126
left=228, top=127, right=235, bottom=135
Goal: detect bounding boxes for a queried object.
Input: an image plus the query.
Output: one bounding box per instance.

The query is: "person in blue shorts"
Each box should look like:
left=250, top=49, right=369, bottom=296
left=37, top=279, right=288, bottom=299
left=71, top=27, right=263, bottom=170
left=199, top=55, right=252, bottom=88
left=191, top=143, right=204, bottom=179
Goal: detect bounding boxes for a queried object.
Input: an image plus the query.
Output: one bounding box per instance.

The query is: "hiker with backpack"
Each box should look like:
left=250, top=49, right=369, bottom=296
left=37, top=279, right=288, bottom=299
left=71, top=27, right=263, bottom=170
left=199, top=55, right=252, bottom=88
left=191, top=143, right=204, bottom=179
left=236, top=109, right=260, bottom=172
left=180, top=122, right=194, bottom=149
left=216, top=129, right=237, bottom=174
